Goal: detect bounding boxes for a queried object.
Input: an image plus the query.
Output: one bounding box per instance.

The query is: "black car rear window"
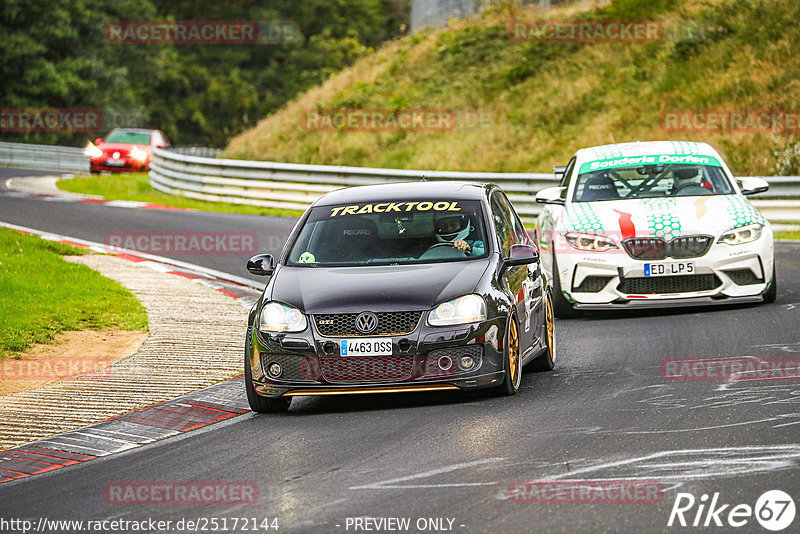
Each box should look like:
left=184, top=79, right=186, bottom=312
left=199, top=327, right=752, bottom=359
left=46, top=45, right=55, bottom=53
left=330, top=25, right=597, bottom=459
left=287, top=200, right=488, bottom=266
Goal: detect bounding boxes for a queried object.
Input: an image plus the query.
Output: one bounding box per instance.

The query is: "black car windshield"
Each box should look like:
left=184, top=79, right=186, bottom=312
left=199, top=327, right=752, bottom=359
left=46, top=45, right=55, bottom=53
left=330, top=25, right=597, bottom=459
left=573, top=164, right=734, bottom=202
left=104, top=131, right=151, bottom=144
left=287, top=200, right=488, bottom=267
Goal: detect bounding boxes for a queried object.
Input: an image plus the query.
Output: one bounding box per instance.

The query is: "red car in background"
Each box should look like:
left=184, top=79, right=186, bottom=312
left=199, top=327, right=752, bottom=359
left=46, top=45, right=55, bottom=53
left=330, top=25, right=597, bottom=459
left=85, top=128, right=170, bottom=173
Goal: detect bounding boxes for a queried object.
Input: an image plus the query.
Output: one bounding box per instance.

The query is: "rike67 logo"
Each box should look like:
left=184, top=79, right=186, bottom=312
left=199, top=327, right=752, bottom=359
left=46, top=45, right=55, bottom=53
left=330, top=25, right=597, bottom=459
left=668, top=490, right=795, bottom=531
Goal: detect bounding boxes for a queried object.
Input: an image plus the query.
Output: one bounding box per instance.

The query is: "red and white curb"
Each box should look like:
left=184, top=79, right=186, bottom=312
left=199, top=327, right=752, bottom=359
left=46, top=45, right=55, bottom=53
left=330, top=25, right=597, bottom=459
left=0, top=222, right=266, bottom=484
left=0, top=377, right=249, bottom=484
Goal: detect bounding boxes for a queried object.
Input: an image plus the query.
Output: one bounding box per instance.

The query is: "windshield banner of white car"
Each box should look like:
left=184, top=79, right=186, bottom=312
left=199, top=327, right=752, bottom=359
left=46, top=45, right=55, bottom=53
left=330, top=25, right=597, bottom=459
left=580, top=154, right=722, bottom=173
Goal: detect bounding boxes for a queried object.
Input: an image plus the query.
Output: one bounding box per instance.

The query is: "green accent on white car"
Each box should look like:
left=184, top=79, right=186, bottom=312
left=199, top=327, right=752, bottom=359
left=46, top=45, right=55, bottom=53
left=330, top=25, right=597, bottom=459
left=641, top=198, right=682, bottom=239
left=564, top=202, right=604, bottom=234
left=579, top=153, right=722, bottom=174
left=723, top=195, right=767, bottom=228
left=640, top=198, right=678, bottom=210
left=648, top=212, right=682, bottom=239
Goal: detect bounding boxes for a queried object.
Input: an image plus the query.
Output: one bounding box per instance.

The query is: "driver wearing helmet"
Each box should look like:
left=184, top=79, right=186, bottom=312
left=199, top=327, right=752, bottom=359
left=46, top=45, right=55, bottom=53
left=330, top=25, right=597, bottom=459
left=672, top=167, right=713, bottom=193
left=431, top=213, right=485, bottom=256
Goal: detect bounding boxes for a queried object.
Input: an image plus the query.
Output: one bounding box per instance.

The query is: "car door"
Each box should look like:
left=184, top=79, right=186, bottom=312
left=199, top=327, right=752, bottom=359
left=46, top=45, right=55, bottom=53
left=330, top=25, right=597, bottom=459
left=490, top=191, right=535, bottom=351
left=508, top=195, right=544, bottom=347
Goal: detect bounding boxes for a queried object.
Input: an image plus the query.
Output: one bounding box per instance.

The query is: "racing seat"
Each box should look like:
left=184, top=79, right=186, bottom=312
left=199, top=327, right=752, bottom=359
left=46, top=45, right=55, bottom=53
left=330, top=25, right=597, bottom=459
left=316, top=217, right=380, bottom=263
left=580, top=173, right=620, bottom=201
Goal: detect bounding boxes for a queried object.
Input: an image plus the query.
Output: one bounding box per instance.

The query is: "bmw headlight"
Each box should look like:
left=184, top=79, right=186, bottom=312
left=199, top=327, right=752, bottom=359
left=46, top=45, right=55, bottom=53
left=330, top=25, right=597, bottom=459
left=84, top=142, right=103, bottom=158
left=718, top=224, right=763, bottom=245
left=259, top=302, right=307, bottom=333
left=565, top=233, right=618, bottom=252
left=428, top=294, right=487, bottom=327
left=130, top=146, right=149, bottom=162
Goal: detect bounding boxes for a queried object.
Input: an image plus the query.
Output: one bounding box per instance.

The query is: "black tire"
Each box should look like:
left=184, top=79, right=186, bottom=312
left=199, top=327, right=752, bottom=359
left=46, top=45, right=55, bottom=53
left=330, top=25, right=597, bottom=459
left=491, top=314, right=523, bottom=396
left=528, top=290, right=555, bottom=372
left=552, top=255, right=579, bottom=318
left=244, top=329, right=291, bottom=414
left=762, top=264, right=777, bottom=304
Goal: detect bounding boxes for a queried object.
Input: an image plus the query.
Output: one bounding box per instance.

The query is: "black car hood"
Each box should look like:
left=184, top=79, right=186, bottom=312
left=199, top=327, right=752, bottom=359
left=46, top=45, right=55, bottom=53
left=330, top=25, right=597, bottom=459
left=269, top=261, right=491, bottom=314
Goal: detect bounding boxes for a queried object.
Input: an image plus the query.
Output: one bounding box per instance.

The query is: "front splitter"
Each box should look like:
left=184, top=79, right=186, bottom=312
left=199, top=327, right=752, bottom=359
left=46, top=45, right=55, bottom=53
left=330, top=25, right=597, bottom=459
left=574, top=294, right=764, bottom=310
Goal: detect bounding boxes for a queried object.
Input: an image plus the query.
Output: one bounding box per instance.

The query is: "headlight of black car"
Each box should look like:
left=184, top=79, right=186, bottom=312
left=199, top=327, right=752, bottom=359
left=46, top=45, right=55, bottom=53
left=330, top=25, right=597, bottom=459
left=428, top=294, right=487, bottom=327
left=259, top=302, right=307, bottom=333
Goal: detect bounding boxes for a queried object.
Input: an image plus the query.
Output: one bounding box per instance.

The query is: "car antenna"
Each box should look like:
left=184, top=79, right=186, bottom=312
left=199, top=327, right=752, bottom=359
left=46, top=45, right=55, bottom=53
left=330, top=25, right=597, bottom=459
left=420, top=173, right=427, bottom=182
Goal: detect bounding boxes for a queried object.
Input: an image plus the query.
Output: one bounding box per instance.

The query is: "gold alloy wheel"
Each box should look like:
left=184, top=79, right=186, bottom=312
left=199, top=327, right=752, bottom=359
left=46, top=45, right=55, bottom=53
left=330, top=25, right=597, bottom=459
left=508, top=318, right=520, bottom=387
left=546, top=293, right=555, bottom=360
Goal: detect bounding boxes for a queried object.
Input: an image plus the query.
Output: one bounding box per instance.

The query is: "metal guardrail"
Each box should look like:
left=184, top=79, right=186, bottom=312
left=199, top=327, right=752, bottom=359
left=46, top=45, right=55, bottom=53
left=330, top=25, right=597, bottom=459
left=0, top=141, right=89, bottom=173
left=149, top=147, right=800, bottom=223
left=169, top=147, right=223, bottom=158
left=0, top=142, right=796, bottom=224
left=149, top=148, right=558, bottom=220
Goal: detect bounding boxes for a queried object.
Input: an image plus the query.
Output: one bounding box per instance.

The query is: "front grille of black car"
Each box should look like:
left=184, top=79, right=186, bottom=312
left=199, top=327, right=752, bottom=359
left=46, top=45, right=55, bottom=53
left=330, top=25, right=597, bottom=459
left=573, top=276, right=613, bottom=293
left=313, top=311, right=422, bottom=337
left=622, top=235, right=713, bottom=260
left=724, top=269, right=764, bottom=286
left=260, top=353, right=315, bottom=382
left=618, top=274, right=721, bottom=294
left=319, top=356, right=415, bottom=382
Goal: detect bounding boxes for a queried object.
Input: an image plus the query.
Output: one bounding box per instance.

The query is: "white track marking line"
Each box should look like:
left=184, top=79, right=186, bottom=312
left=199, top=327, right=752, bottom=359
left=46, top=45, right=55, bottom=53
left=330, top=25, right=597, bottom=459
left=350, top=458, right=505, bottom=490
left=544, top=445, right=800, bottom=481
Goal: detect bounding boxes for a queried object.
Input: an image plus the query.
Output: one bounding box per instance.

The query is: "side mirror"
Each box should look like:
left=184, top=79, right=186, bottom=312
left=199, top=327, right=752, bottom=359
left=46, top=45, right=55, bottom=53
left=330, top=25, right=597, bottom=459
left=247, top=254, right=275, bottom=276
left=738, top=177, right=769, bottom=196
left=504, top=244, right=540, bottom=268
left=535, top=186, right=566, bottom=205
left=95, top=138, right=103, bottom=144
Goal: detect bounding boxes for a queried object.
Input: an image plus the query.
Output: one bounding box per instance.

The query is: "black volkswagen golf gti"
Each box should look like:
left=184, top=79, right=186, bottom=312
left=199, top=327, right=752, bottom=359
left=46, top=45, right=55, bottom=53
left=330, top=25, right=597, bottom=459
left=244, top=182, right=555, bottom=412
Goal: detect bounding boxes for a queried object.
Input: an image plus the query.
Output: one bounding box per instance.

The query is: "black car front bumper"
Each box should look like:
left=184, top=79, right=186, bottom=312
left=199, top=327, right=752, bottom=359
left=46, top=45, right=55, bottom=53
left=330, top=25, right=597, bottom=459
left=248, top=314, right=508, bottom=398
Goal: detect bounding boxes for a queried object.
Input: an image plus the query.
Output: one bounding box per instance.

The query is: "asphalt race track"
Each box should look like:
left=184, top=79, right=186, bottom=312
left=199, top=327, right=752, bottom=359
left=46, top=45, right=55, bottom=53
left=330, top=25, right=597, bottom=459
left=0, top=168, right=296, bottom=283
left=1, top=168, right=799, bottom=533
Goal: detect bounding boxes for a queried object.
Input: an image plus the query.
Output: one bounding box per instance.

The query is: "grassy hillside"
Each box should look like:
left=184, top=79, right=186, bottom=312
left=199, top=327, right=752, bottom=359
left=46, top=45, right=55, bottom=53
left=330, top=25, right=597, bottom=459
left=223, top=0, right=800, bottom=176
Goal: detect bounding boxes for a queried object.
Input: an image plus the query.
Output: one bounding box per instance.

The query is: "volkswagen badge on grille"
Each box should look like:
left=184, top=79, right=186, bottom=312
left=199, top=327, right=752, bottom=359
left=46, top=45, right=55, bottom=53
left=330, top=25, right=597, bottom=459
left=355, top=312, right=378, bottom=334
